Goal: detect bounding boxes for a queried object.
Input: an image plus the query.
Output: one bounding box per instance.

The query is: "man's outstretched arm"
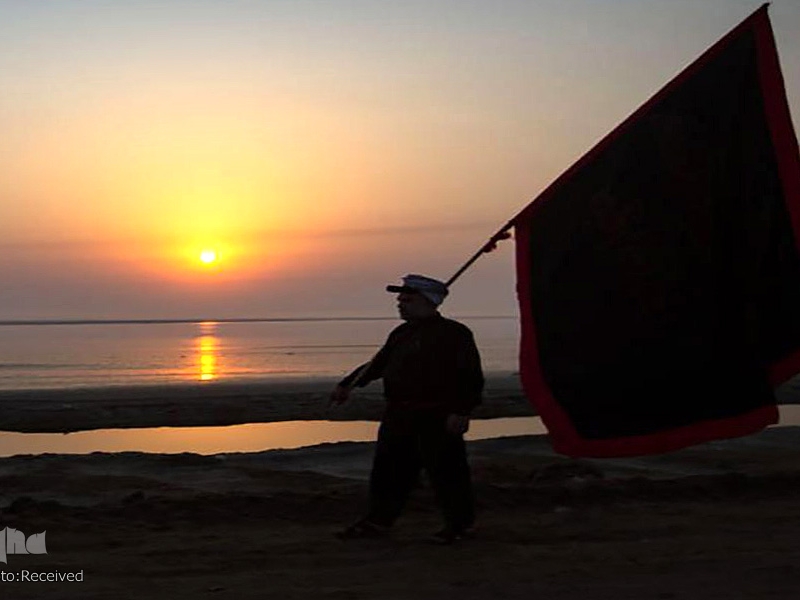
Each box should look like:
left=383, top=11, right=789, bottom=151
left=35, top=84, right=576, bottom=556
left=329, top=328, right=400, bottom=405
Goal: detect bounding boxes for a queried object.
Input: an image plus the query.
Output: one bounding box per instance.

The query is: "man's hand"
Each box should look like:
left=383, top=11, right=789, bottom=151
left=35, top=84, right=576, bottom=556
left=445, top=414, right=470, bottom=435
left=329, top=384, right=351, bottom=407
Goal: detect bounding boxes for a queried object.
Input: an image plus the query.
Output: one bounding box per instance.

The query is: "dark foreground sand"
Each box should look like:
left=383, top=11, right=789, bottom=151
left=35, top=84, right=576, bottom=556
left=1, top=424, right=800, bottom=599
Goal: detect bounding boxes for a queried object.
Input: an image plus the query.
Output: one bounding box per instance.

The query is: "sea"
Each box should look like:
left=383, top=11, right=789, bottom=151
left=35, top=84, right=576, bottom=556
left=0, top=317, right=527, bottom=455
left=0, top=316, right=520, bottom=391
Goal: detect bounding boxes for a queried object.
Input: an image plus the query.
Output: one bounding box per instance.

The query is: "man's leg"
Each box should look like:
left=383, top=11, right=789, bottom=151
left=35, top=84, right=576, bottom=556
left=365, top=414, right=422, bottom=527
left=419, top=416, right=475, bottom=535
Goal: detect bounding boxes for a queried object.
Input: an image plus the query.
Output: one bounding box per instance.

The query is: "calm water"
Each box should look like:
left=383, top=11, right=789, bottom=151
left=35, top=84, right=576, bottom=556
left=2, top=409, right=800, bottom=458
left=0, top=317, right=519, bottom=390
left=0, top=417, right=547, bottom=457
left=0, top=317, right=526, bottom=456
left=3, top=318, right=798, bottom=458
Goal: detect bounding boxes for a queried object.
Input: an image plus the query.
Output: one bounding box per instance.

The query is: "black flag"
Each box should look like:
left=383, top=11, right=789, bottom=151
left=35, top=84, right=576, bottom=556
left=513, top=5, right=800, bottom=457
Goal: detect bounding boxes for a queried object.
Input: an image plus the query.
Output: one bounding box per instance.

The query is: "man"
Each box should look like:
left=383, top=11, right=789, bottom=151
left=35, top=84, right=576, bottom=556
left=331, top=274, right=484, bottom=544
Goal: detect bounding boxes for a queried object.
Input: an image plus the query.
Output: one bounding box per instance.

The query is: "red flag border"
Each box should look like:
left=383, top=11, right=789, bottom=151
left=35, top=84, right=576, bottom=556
left=753, top=10, right=800, bottom=385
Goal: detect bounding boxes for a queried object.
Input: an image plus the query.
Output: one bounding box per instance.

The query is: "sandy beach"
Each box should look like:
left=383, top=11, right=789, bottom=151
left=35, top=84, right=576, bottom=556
left=0, top=375, right=798, bottom=598
left=0, top=428, right=798, bottom=599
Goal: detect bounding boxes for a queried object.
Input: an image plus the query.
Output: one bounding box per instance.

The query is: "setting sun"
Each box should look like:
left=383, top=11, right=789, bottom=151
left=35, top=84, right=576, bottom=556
left=199, top=249, right=218, bottom=265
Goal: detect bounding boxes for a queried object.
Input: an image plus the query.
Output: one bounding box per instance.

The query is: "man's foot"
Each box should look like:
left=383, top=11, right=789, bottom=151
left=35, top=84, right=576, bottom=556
left=336, top=519, right=390, bottom=540
left=429, top=526, right=476, bottom=545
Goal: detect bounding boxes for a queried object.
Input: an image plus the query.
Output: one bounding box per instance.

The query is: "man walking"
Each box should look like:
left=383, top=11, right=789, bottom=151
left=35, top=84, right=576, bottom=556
left=331, top=274, right=484, bottom=543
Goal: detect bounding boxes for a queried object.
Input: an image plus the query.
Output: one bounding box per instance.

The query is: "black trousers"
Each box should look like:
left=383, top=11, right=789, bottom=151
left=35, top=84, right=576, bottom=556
left=366, top=407, right=475, bottom=531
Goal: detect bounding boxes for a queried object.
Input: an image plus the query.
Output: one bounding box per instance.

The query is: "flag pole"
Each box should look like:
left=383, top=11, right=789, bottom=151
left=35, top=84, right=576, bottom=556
left=444, top=220, right=515, bottom=287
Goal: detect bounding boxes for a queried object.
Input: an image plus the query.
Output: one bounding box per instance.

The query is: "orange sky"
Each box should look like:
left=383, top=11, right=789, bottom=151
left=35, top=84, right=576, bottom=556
left=1, top=0, right=799, bottom=319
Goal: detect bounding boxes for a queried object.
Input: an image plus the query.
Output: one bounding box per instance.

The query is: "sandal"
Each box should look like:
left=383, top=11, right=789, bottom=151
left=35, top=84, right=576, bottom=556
left=336, top=519, right=390, bottom=540
left=429, top=526, right=476, bottom=545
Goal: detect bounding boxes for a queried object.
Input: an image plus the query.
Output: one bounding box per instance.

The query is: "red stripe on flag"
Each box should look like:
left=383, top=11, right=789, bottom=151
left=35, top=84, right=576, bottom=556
left=769, top=349, right=800, bottom=387
left=557, top=405, right=779, bottom=459
left=753, top=10, right=800, bottom=259
left=514, top=220, right=574, bottom=440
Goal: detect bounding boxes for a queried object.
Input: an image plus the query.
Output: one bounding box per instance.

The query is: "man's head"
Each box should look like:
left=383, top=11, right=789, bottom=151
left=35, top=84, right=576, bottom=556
left=386, top=274, right=448, bottom=321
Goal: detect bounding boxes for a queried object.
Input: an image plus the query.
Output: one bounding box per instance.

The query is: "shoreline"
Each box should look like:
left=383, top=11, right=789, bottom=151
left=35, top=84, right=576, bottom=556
left=3, top=425, right=800, bottom=510
left=1, top=425, right=799, bottom=505
left=0, top=372, right=531, bottom=433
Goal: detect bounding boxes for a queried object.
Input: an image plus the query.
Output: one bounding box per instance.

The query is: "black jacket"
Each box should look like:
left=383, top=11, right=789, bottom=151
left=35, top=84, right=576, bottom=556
left=339, top=314, right=484, bottom=415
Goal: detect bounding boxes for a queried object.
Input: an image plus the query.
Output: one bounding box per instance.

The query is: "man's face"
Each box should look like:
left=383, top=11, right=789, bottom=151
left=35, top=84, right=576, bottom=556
left=397, top=291, right=437, bottom=321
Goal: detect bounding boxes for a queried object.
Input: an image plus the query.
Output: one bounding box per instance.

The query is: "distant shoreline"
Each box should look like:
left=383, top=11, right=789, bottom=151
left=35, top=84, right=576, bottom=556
left=0, top=315, right=517, bottom=326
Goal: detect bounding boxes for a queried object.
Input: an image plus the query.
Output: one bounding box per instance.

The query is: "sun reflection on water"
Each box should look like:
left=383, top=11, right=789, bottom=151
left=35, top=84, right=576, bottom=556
left=197, top=322, right=219, bottom=382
